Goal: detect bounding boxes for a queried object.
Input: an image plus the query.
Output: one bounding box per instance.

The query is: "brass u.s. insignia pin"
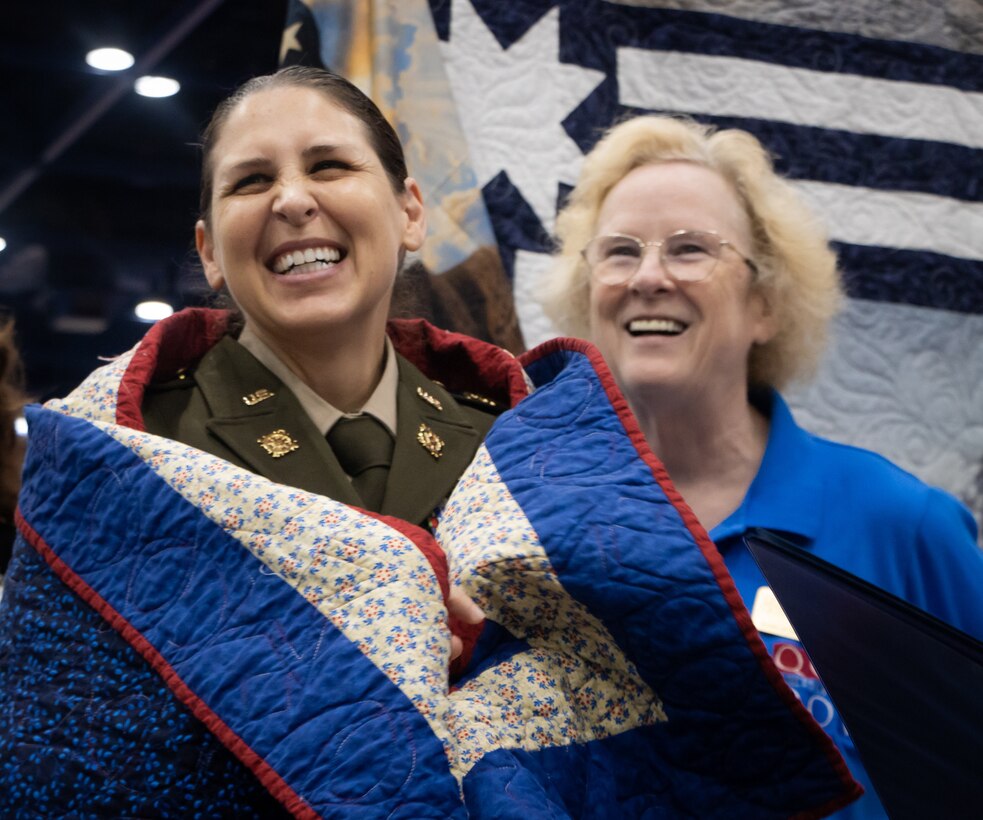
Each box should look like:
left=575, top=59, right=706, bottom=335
left=417, top=423, right=444, bottom=459
left=416, top=386, right=443, bottom=411
left=243, top=388, right=275, bottom=406
left=257, top=429, right=299, bottom=458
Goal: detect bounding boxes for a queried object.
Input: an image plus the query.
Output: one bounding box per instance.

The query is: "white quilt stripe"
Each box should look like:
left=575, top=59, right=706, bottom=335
left=438, top=445, right=667, bottom=777
left=617, top=48, right=983, bottom=149
left=791, top=181, right=983, bottom=261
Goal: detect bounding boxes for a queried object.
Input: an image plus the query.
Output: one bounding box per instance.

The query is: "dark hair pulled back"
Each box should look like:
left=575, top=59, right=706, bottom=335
left=198, top=65, right=409, bottom=224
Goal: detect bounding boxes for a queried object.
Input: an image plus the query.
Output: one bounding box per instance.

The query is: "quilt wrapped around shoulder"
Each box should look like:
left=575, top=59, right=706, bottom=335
left=0, top=336, right=859, bottom=818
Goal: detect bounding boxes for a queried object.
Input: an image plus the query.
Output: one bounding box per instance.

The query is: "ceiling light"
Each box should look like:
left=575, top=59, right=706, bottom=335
left=86, top=47, right=135, bottom=71
left=135, top=76, right=180, bottom=98
left=0, top=237, right=6, bottom=253
left=134, top=299, right=174, bottom=322
left=14, top=417, right=28, bottom=438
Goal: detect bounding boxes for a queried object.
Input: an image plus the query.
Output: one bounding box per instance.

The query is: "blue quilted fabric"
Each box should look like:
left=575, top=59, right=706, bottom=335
left=2, top=408, right=463, bottom=818
left=0, top=539, right=288, bottom=819
left=452, top=344, right=854, bottom=816
left=0, top=339, right=858, bottom=818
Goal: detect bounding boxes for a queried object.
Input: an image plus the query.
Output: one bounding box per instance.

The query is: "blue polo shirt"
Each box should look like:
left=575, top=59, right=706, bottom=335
left=711, top=390, right=983, bottom=820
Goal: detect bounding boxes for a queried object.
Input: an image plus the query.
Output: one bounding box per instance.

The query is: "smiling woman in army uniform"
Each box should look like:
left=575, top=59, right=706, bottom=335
left=141, top=67, right=519, bottom=534
left=0, top=65, right=539, bottom=817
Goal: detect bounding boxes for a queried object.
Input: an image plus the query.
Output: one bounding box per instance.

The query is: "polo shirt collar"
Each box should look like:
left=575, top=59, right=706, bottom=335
left=710, top=389, right=823, bottom=545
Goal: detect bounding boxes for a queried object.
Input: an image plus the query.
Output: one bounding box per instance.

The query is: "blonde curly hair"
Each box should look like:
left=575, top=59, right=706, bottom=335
left=543, top=116, right=842, bottom=389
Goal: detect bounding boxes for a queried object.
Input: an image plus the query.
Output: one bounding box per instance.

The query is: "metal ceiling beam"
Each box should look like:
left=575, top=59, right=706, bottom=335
left=0, top=0, right=228, bottom=216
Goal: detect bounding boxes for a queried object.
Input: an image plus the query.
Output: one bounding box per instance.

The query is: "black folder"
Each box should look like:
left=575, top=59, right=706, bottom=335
left=745, top=528, right=983, bottom=820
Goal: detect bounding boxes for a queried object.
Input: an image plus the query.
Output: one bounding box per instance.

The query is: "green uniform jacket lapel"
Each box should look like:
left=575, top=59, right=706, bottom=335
left=143, top=337, right=493, bottom=525
left=380, top=355, right=484, bottom=525
left=194, top=337, right=362, bottom=506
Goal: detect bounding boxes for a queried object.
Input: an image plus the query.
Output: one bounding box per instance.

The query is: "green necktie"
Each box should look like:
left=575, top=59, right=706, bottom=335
left=326, top=415, right=394, bottom=512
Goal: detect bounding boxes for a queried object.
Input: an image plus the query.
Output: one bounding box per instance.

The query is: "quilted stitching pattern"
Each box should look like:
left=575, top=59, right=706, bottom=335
left=446, top=345, right=853, bottom=816
left=0, top=543, right=287, bottom=818
left=0, top=335, right=859, bottom=818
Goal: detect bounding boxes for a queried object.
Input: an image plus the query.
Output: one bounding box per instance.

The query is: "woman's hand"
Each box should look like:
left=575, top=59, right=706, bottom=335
left=447, top=586, right=484, bottom=661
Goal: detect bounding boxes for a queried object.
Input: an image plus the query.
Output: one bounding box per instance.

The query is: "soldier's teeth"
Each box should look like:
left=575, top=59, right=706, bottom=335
left=273, top=246, right=340, bottom=273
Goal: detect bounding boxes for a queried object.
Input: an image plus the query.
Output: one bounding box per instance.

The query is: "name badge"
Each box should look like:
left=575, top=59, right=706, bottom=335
left=750, top=585, right=798, bottom=640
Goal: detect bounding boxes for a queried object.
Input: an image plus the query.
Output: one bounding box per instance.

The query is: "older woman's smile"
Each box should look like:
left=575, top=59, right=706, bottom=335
left=626, top=317, right=687, bottom=336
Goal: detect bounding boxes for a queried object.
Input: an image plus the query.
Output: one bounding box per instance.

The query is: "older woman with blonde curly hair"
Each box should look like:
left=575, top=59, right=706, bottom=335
left=545, top=115, right=983, bottom=820
left=547, top=116, right=840, bottom=392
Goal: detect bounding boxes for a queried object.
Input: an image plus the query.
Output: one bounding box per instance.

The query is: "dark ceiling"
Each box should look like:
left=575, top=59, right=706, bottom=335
left=0, top=0, right=288, bottom=400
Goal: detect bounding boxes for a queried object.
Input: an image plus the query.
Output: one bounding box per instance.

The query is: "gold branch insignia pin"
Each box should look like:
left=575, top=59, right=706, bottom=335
left=417, top=423, right=444, bottom=459
left=257, top=429, right=299, bottom=458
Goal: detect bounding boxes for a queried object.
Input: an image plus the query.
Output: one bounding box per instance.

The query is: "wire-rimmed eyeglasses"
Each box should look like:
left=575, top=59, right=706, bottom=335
left=581, top=230, right=758, bottom=286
